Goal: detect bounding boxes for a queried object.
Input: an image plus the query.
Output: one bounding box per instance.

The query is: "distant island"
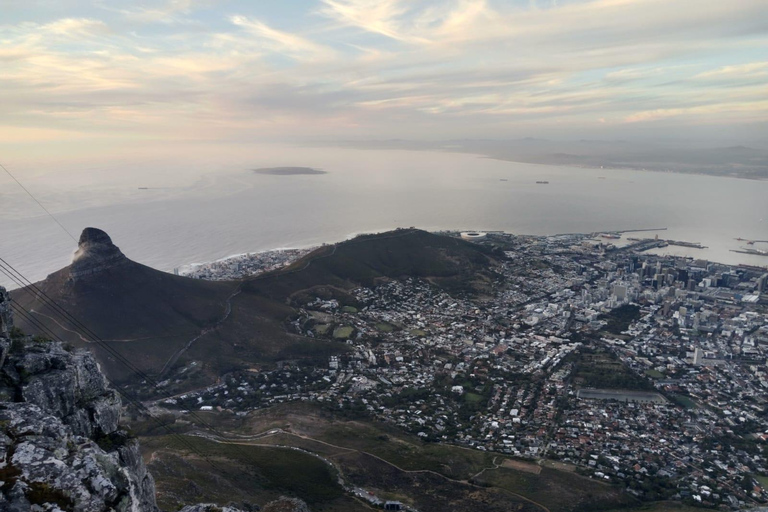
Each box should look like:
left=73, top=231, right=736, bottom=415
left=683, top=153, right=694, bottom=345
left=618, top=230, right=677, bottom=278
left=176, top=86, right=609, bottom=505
left=253, top=166, right=327, bottom=175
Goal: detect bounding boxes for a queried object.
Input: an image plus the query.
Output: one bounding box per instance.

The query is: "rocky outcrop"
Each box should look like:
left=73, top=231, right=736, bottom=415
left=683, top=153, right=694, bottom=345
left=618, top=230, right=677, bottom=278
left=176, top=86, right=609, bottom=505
left=0, top=286, right=11, bottom=337
left=0, top=287, right=312, bottom=512
left=262, top=497, right=310, bottom=512
left=176, top=497, right=309, bottom=512
left=70, top=228, right=129, bottom=281
left=1, top=340, right=121, bottom=439
left=0, top=296, right=158, bottom=511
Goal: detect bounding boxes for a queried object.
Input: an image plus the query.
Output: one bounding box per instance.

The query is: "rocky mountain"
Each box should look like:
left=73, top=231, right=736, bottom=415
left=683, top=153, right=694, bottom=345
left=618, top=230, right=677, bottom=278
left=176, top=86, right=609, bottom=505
left=12, top=227, right=498, bottom=391
left=0, top=293, right=310, bottom=511
left=0, top=301, right=158, bottom=510
left=70, top=228, right=130, bottom=281
left=1, top=286, right=11, bottom=337
left=11, top=228, right=240, bottom=384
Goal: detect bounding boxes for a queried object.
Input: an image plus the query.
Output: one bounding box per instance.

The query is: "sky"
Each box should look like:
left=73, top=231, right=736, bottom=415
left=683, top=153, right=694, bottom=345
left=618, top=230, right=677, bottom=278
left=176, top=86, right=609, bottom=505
left=1, top=0, right=768, bottom=159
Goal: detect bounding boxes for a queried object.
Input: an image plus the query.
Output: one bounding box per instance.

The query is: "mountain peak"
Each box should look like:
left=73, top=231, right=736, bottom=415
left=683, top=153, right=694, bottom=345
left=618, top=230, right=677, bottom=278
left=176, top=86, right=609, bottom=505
left=71, top=227, right=128, bottom=280
left=79, top=226, right=115, bottom=246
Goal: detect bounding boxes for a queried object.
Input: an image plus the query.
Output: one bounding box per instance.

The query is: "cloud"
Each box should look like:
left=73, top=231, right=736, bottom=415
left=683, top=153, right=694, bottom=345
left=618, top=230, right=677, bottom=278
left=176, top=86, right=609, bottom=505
left=229, top=15, right=336, bottom=61
left=0, top=0, right=766, bottom=145
left=694, top=62, right=768, bottom=81
left=105, top=0, right=213, bottom=24
left=624, top=99, right=768, bottom=123
left=318, top=0, right=428, bottom=43
left=40, top=18, right=109, bottom=38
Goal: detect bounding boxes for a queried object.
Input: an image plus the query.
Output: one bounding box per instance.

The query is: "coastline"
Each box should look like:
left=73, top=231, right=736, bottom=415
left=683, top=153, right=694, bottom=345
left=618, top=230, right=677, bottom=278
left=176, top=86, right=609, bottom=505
left=477, top=154, right=768, bottom=182
left=179, top=228, right=768, bottom=277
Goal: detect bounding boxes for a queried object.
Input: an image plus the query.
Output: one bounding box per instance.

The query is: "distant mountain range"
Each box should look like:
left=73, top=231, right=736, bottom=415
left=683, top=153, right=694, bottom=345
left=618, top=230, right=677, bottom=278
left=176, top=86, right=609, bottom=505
left=12, top=227, right=498, bottom=391
left=330, top=139, right=768, bottom=180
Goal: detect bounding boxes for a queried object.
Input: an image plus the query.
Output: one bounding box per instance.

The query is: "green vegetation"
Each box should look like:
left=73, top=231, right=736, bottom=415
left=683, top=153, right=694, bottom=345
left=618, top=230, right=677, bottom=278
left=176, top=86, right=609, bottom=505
left=333, top=326, right=354, bottom=339
left=463, top=392, right=485, bottom=404
left=139, top=403, right=647, bottom=512
left=341, top=306, right=358, bottom=313
left=314, top=421, right=499, bottom=480
left=27, top=482, right=74, bottom=509
left=147, top=435, right=351, bottom=511
left=670, top=395, right=697, bottom=409
left=570, top=347, right=654, bottom=391
left=94, top=431, right=130, bottom=452
left=600, top=503, right=706, bottom=512
left=645, top=369, right=665, bottom=379
left=600, top=304, right=642, bottom=334
left=375, top=322, right=394, bottom=332
left=409, top=329, right=427, bottom=337
left=476, top=466, right=637, bottom=512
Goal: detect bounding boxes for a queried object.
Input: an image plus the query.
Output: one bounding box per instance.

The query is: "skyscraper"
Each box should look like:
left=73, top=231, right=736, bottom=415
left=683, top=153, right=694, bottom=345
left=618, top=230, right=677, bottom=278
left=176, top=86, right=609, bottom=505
left=758, top=273, right=768, bottom=293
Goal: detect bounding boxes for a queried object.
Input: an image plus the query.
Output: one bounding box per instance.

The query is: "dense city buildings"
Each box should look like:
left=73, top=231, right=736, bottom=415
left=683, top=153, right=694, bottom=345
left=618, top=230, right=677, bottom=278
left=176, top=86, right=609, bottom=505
left=164, top=232, right=768, bottom=509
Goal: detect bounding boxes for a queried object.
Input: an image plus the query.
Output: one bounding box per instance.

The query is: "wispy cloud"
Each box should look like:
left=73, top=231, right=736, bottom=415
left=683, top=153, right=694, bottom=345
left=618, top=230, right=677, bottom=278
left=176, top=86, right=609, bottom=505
left=318, top=0, right=429, bottom=43
left=106, top=0, right=212, bottom=24
left=694, top=62, right=768, bottom=80
left=229, top=15, right=336, bottom=61
left=0, top=0, right=766, bottom=145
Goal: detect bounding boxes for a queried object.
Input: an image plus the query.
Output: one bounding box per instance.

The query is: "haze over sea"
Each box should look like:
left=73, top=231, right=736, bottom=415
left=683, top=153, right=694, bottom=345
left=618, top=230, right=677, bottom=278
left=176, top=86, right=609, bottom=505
left=2, top=144, right=767, bottom=289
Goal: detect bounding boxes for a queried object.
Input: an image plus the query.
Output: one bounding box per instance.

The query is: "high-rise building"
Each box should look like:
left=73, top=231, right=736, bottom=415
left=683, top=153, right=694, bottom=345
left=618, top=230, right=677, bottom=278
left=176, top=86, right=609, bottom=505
left=758, top=273, right=768, bottom=293
left=693, top=347, right=704, bottom=366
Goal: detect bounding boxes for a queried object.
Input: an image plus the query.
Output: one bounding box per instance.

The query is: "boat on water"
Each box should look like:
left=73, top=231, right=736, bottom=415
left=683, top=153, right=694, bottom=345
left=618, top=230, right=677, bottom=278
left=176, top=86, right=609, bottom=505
left=600, top=233, right=621, bottom=239
left=536, top=181, right=549, bottom=184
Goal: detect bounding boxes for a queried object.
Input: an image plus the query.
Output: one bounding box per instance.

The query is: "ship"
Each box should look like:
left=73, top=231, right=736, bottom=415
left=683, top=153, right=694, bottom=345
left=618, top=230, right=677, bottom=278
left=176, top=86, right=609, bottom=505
left=535, top=180, right=549, bottom=184
left=600, top=233, right=621, bottom=239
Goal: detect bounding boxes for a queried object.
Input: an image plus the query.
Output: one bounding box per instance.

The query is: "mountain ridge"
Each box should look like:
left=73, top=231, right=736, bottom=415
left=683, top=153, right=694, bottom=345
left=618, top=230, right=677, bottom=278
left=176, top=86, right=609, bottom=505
left=12, top=227, right=498, bottom=390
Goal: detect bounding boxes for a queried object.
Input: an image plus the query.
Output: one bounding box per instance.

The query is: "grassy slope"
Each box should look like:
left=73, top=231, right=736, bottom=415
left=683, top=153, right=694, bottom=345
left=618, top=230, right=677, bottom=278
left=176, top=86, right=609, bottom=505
left=142, top=435, right=368, bottom=512
left=183, top=229, right=498, bottom=376
left=242, top=229, right=496, bottom=301
left=12, top=261, right=238, bottom=381
left=475, top=466, right=637, bottom=512
left=138, top=403, right=650, bottom=512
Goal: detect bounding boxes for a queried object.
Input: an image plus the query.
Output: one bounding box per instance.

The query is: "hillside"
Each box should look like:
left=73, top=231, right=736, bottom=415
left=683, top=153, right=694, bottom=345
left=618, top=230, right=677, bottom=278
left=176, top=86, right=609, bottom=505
left=0, top=294, right=311, bottom=512
left=12, top=228, right=240, bottom=383
left=12, top=228, right=498, bottom=387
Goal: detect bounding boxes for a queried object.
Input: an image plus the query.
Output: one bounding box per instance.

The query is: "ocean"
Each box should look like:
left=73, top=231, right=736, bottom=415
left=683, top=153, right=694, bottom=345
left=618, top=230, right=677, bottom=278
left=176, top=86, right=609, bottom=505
left=1, top=144, right=767, bottom=288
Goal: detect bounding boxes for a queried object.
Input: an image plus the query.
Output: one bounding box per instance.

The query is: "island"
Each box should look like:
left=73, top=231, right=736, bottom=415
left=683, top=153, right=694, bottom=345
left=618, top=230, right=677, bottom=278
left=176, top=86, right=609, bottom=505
left=253, top=166, right=327, bottom=175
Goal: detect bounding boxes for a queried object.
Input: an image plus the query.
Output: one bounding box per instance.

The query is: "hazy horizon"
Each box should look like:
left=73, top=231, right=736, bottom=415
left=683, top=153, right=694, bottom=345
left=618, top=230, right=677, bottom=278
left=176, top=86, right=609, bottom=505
left=2, top=0, right=767, bottom=169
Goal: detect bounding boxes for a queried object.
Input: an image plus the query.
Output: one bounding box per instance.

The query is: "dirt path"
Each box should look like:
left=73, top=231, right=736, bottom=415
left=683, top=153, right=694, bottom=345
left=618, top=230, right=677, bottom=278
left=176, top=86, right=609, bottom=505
left=159, top=284, right=242, bottom=377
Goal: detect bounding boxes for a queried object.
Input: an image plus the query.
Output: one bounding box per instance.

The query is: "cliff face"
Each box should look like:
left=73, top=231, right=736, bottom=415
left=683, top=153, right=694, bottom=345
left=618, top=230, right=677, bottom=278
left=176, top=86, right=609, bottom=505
left=0, top=287, right=11, bottom=337
left=69, top=228, right=129, bottom=281
left=0, top=308, right=157, bottom=511
left=0, top=286, right=301, bottom=512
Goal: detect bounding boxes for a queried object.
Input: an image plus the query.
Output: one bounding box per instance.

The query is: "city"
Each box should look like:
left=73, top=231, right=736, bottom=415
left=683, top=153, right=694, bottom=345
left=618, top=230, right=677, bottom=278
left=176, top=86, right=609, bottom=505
left=155, top=232, right=768, bottom=509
